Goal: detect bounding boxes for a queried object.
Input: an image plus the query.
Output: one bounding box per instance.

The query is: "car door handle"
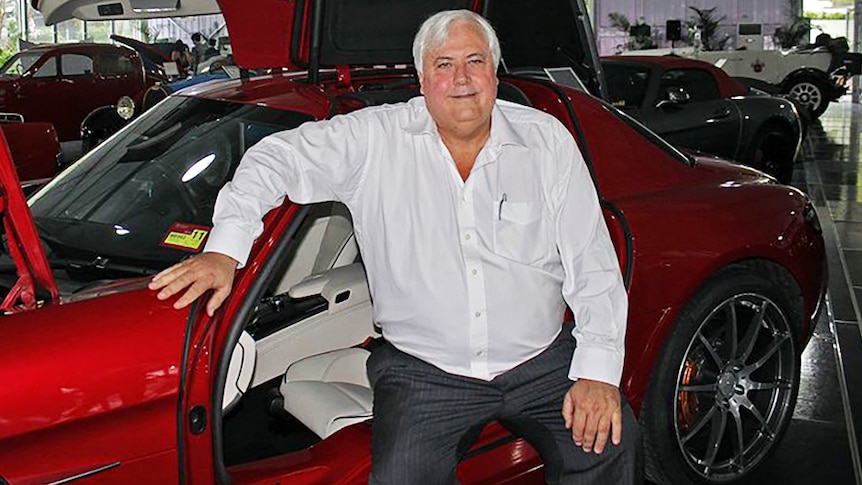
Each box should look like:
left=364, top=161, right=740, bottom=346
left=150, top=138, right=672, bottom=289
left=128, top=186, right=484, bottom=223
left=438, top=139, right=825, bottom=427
left=709, top=107, right=733, bottom=120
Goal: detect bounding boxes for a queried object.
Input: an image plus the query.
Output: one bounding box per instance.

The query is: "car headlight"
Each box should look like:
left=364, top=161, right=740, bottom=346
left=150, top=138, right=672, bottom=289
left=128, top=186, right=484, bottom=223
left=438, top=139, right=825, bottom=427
left=116, top=96, right=135, bottom=120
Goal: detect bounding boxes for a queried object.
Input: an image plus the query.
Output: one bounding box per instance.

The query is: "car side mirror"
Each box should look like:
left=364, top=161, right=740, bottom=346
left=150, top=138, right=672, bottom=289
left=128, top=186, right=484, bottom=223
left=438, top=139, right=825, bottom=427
left=656, top=87, right=690, bottom=108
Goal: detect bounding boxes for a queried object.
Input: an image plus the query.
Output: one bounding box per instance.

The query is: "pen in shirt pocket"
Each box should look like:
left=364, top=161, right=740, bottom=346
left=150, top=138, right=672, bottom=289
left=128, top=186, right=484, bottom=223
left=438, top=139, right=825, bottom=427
left=498, top=193, right=507, bottom=220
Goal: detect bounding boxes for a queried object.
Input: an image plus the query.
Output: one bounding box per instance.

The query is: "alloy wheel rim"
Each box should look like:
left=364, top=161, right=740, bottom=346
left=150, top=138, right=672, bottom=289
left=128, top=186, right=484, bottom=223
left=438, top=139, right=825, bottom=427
left=674, top=293, right=796, bottom=481
left=789, top=82, right=822, bottom=112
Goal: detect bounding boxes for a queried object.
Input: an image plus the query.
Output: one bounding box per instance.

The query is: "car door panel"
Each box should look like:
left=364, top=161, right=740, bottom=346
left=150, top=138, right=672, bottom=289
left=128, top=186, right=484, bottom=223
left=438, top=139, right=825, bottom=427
left=641, top=99, right=742, bottom=157
left=0, top=287, right=190, bottom=484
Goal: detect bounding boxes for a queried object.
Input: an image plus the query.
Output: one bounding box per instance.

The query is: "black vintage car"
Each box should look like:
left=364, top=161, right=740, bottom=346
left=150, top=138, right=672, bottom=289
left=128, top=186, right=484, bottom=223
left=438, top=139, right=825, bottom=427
left=602, top=55, right=804, bottom=184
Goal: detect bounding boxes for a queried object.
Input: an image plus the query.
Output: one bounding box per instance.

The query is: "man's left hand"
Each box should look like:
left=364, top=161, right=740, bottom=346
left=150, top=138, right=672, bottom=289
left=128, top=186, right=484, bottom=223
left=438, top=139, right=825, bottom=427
left=562, top=379, right=622, bottom=454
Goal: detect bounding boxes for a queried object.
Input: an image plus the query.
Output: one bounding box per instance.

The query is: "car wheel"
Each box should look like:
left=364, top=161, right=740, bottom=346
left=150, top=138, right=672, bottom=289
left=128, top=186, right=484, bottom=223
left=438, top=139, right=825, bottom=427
left=784, top=76, right=828, bottom=118
left=81, top=131, right=107, bottom=154
left=747, top=126, right=795, bottom=184
left=643, top=263, right=801, bottom=484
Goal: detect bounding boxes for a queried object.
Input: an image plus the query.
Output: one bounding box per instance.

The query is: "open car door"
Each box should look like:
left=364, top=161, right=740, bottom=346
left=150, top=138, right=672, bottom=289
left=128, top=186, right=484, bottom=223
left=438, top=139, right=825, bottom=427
left=0, top=130, right=58, bottom=312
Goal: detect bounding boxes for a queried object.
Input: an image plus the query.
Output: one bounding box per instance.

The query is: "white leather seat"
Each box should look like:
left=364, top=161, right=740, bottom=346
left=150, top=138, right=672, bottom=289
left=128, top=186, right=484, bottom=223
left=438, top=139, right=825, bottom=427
left=280, top=348, right=373, bottom=439
left=223, top=330, right=256, bottom=413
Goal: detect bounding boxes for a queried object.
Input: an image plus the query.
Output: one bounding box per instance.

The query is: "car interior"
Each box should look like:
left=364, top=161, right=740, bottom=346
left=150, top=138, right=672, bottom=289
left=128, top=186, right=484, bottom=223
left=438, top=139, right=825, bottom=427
left=221, top=201, right=376, bottom=465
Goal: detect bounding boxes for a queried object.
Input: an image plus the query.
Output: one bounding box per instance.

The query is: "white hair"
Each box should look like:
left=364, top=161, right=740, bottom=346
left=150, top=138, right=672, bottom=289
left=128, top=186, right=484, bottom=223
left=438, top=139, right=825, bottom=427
left=412, top=10, right=501, bottom=77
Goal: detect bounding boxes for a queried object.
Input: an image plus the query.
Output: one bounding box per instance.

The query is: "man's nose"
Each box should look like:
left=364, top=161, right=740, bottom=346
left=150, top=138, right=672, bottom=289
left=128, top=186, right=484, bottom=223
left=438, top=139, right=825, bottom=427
left=454, top=63, right=469, bottom=84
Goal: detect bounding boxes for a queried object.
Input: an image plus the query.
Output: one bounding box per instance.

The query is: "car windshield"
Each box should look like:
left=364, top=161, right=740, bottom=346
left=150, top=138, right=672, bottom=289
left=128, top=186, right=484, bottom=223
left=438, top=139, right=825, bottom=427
left=26, top=95, right=313, bottom=286
left=0, top=52, right=43, bottom=76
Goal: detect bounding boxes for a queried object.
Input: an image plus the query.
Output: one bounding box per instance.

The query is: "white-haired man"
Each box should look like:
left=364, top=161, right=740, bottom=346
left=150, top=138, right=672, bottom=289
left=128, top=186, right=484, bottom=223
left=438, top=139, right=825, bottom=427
left=151, top=9, right=641, bottom=484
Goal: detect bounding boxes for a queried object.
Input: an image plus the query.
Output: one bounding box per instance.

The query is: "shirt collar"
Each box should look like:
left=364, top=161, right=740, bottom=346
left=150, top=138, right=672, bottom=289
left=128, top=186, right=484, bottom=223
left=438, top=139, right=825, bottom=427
left=402, top=97, right=528, bottom=149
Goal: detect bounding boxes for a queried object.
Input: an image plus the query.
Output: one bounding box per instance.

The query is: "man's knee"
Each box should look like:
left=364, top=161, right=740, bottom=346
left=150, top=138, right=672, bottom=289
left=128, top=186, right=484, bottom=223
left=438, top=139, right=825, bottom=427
left=370, top=437, right=457, bottom=485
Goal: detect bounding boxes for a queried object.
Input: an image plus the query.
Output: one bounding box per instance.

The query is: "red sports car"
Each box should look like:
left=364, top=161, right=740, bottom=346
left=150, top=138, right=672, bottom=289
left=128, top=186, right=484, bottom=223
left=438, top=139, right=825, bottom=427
left=0, top=1, right=826, bottom=484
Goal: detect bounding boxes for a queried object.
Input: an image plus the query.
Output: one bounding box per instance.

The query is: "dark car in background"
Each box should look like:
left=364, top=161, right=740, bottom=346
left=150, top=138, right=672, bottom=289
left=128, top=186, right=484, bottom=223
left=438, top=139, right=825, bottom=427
left=0, top=43, right=161, bottom=159
left=602, top=55, right=803, bottom=183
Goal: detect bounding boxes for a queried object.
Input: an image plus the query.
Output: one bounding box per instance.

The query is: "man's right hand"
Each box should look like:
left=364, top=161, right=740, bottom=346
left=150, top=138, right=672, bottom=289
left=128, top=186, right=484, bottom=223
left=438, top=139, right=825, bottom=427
left=148, top=252, right=239, bottom=316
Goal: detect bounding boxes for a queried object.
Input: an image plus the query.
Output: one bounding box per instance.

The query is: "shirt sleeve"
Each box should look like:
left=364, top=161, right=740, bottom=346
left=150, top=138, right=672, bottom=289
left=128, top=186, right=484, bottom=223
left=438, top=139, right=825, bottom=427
left=203, top=111, right=372, bottom=267
left=553, top=126, right=629, bottom=387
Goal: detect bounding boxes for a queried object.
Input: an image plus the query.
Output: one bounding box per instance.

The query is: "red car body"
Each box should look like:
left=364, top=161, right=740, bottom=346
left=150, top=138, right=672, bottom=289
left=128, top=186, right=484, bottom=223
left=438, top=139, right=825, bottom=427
left=0, top=1, right=826, bottom=484
left=0, top=121, right=60, bottom=182
left=0, top=43, right=157, bottom=142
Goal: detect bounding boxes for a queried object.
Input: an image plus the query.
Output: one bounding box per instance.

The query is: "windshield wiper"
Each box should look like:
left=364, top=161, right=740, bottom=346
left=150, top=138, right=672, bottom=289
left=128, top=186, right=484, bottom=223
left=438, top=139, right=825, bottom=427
left=49, top=255, right=158, bottom=276
left=30, top=223, right=160, bottom=277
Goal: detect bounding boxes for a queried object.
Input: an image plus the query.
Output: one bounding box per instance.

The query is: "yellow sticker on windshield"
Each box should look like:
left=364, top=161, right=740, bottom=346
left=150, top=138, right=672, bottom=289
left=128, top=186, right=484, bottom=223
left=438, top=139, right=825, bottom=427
left=161, top=223, right=210, bottom=252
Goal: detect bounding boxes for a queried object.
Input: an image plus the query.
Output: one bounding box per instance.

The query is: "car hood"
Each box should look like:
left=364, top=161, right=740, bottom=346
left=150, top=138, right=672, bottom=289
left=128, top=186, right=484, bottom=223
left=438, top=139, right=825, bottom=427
left=110, top=34, right=171, bottom=63
left=219, top=0, right=605, bottom=97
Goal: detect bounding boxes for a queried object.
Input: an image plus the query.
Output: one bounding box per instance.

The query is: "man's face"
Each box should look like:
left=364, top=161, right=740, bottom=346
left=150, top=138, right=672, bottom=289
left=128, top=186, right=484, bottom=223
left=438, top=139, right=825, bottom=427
left=419, top=21, right=498, bottom=137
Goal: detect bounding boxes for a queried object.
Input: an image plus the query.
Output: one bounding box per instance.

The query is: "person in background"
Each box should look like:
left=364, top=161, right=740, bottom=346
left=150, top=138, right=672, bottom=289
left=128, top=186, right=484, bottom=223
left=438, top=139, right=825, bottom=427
left=204, top=38, right=220, bottom=60
left=190, top=32, right=207, bottom=72
left=170, top=40, right=193, bottom=74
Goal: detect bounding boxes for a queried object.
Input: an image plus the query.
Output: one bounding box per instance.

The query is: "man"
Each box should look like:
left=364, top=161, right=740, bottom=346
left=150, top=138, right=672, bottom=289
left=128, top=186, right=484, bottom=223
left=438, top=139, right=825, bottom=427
left=190, top=32, right=207, bottom=72
left=150, top=10, right=640, bottom=484
left=204, top=38, right=220, bottom=60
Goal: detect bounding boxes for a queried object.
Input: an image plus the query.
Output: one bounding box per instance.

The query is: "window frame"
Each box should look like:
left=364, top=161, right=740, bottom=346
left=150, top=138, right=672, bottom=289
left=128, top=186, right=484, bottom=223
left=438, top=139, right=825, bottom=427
left=659, top=68, right=721, bottom=103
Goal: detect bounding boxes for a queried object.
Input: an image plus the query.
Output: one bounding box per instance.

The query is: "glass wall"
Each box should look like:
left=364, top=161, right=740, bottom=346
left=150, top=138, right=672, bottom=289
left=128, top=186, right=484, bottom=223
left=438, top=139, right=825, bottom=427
left=2, top=0, right=224, bottom=59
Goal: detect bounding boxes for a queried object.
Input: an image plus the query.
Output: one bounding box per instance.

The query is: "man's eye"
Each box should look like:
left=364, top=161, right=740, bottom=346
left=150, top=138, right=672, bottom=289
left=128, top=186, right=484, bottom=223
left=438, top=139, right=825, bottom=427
left=469, top=58, right=485, bottom=65
left=436, top=62, right=451, bottom=69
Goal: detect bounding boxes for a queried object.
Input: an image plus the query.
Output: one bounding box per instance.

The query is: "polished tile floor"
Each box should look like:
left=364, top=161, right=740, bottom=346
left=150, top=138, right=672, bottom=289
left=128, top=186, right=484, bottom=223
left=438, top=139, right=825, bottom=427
left=739, top=98, right=862, bottom=484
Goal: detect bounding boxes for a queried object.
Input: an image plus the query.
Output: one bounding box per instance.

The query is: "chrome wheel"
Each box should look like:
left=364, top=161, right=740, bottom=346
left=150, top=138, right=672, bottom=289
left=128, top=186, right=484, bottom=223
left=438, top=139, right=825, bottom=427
left=674, top=293, right=796, bottom=481
left=788, top=81, right=823, bottom=115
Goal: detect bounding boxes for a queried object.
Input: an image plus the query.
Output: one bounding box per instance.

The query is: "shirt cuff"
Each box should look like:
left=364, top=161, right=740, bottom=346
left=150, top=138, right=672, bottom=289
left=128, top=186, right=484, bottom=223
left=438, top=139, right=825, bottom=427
left=568, top=345, right=624, bottom=387
left=202, top=224, right=256, bottom=268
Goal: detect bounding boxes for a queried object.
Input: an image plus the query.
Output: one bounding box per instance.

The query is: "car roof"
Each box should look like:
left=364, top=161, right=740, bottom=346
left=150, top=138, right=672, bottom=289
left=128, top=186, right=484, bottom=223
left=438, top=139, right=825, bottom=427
left=603, top=55, right=749, bottom=98
left=22, top=43, right=133, bottom=55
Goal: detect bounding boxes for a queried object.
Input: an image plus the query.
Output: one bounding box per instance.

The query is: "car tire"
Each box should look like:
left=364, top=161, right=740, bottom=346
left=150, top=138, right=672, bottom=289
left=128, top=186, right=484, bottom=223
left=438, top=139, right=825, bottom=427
left=81, top=131, right=108, bottom=154
left=784, top=75, right=829, bottom=118
left=642, top=262, right=801, bottom=485
left=746, top=125, right=796, bottom=184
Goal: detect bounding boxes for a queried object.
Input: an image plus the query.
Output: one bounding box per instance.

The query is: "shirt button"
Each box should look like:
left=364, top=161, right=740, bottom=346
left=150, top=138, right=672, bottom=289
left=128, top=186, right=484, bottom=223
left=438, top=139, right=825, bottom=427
left=462, top=195, right=468, bottom=202
left=471, top=269, right=478, bottom=276
left=474, top=311, right=482, bottom=318
left=475, top=349, right=485, bottom=356
left=465, top=233, right=471, bottom=240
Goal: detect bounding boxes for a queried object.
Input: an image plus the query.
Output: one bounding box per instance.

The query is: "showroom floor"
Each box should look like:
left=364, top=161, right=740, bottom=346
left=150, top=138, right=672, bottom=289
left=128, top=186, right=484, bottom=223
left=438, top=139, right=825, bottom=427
left=734, top=99, right=862, bottom=484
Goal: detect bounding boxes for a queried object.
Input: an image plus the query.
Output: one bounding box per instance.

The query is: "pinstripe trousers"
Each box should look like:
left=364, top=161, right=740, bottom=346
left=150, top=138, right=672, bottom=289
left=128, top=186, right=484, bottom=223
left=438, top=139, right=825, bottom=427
left=366, top=327, right=643, bottom=484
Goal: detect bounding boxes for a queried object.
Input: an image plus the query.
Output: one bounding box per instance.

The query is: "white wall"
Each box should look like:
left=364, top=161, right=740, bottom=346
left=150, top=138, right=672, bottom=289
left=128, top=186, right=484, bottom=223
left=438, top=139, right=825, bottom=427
left=597, top=0, right=797, bottom=54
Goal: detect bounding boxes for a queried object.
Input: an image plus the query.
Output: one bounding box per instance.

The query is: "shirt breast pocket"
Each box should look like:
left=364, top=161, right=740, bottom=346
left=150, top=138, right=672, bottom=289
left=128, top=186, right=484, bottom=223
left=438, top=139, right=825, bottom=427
left=493, top=200, right=547, bottom=265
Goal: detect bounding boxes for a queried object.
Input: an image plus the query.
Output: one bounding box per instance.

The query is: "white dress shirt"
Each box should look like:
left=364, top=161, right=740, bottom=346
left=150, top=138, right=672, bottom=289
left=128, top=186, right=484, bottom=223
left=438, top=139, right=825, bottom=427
left=205, top=96, right=628, bottom=385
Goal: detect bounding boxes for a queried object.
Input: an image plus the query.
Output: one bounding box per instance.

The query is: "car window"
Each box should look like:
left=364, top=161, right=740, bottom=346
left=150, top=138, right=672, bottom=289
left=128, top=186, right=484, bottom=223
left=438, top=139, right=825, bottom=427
left=32, top=56, right=58, bottom=78
left=603, top=63, right=651, bottom=110
left=659, top=68, right=719, bottom=103
left=600, top=99, right=694, bottom=167
left=0, top=52, right=42, bottom=76
left=28, top=96, right=314, bottom=276
left=99, top=53, right=135, bottom=76
left=61, top=54, right=94, bottom=76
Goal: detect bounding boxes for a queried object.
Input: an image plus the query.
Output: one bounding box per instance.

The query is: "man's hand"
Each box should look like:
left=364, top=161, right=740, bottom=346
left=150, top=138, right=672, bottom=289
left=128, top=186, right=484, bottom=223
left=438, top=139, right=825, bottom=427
left=148, top=252, right=239, bottom=316
left=562, top=379, right=622, bottom=454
